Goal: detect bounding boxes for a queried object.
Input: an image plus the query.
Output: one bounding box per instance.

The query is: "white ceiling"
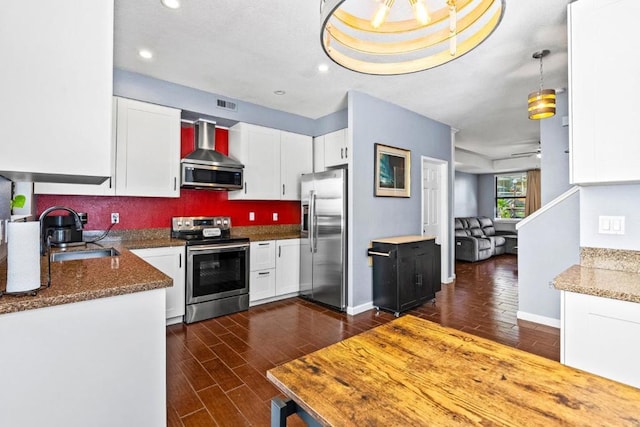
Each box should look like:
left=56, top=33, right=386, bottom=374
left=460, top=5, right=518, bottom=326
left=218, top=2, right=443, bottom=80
left=113, top=0, right=570, bottom=173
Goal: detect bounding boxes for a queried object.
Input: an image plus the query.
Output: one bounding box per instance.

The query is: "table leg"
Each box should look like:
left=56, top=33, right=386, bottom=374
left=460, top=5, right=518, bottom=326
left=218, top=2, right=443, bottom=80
left=270, top=397, right=322, bottom=427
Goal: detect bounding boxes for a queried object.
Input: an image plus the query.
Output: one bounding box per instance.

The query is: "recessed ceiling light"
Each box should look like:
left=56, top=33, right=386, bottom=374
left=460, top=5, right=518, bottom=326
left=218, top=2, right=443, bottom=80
left=274, top=90, right=286, bottom=96
left=318, top=63, right=329, bottom=73
left=138, top=49, right=153, bottom=60
left=161, top=0, right=180, bottom=9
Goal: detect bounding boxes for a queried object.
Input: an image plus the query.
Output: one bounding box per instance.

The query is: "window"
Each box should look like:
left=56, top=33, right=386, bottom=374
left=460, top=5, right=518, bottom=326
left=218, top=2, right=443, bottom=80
left=495, top=172, right=527, bottom=219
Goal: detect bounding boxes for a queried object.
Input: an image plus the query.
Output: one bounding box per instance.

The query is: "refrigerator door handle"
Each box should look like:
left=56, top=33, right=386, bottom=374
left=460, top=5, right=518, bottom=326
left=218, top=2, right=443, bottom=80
left=308, top=190, right=315, bottom=253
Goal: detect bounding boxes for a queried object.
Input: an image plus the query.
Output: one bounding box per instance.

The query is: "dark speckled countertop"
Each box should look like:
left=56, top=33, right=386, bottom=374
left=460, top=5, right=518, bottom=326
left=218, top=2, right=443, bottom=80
left=0, top=225, right=301, bottom=315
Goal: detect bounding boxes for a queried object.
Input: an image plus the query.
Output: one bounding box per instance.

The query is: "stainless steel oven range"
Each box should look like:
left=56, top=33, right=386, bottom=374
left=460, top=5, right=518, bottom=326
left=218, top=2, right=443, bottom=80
left=171, top=216, right=249, bottom=324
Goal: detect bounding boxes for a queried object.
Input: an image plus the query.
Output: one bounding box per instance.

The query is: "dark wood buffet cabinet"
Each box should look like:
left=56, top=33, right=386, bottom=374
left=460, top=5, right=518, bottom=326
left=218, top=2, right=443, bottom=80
left=369, top=235, right=441, bottom=316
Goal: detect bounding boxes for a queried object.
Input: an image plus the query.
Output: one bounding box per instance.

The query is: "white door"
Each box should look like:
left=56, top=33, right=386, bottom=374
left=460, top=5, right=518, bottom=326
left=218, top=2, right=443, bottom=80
left=422, top=159, right=441, bottom=242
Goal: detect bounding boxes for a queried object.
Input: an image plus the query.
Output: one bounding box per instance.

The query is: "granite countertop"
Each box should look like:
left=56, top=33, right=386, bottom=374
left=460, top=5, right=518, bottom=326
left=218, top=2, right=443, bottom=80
left=553, top=264, right=640, bottom=304
left=0, top=238, right=183, bottom=315
left=0, top=224, right=302, bottom=315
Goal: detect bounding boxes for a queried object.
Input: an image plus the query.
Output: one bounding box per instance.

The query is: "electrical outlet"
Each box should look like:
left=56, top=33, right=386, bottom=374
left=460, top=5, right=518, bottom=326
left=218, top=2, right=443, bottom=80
left=249, top=212, right=255, bottom=221
left=272, top=212, right=278, bottom=221
left=111, top=212, right=120, bottom=224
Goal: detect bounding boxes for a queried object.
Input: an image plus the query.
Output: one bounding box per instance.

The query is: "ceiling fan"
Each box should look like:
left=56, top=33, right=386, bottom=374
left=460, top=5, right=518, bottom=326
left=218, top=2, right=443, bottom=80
left=511, top=142, right=541, bottom=158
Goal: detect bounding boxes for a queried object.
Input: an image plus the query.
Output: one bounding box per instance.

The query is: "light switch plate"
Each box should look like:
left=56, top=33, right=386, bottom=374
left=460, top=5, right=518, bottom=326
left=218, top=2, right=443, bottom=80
left=598, top=216, right=625, bottom=235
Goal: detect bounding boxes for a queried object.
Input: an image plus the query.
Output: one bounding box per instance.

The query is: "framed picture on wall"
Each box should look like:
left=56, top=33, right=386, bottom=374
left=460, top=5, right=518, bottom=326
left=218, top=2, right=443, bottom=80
left=374, top=143, right=411, bottom=197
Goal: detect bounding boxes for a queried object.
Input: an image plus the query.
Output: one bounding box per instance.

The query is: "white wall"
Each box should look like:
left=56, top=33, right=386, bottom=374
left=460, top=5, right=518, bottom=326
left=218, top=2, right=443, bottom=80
left=454, top=172, right=479, bottom=217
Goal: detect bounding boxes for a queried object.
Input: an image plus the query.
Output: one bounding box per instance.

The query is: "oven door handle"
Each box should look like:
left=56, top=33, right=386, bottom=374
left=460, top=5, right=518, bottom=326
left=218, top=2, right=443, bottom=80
left=188, top=243, right=250, bottom=252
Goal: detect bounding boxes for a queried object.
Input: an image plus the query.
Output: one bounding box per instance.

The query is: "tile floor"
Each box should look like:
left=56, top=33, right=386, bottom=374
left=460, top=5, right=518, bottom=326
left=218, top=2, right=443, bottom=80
left=166, top=254, right=560, bottom=426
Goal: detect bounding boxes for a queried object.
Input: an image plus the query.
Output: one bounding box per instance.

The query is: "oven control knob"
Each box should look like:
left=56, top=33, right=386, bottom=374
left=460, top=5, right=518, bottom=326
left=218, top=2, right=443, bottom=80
left=177, top=221, right=182, bottom=226
left=216, top=219, right=222, bottom=226
left=185, top=221, right=190, bottom=226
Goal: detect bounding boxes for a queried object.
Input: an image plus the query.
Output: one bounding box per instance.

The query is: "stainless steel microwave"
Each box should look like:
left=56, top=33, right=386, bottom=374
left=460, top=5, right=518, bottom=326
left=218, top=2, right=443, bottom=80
left=181, top=163, right=243, bottom=190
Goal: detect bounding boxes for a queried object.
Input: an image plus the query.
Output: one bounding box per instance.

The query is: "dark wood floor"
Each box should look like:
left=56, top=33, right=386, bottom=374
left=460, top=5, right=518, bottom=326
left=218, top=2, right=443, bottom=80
left=166, top=254, right=560, bottom=426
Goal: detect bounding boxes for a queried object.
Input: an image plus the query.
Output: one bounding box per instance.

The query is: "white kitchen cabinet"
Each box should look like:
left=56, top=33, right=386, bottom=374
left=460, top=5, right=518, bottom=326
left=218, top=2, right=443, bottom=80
left=276, top=239, right=301, bottom=295
left=250, top=240, right=276, bottom=271
left=250, top=239, right=301, bottom=305
left=313, top=135, right=326, bottom=173
left=0, top=0, right=113, bottom=184
left=228, top=123, right=312, bottom=201
left=131, top=246, right=185, bottom=325
left=561, top=291, right=640, bottom=388
left=35, top=99, right=118, bottom=196
left=569, top=0, right=640, bottom=184
left=249, top=240, right=276, bottom=303
left=281, top=131, right=312, bottom=200
left=35, top=97, right=181, bottom=197
left=323, top=129, right=350, bottom=169
left=229, top=123, right=281, bottom=200
left=115, top=98, right=181, bottom=197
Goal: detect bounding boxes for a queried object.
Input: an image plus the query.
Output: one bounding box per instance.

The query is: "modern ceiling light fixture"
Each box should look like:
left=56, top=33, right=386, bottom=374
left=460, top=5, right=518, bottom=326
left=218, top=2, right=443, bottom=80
left=528, top=49, right=556, bottom=120
left=320, top=0, right=505, bottom=75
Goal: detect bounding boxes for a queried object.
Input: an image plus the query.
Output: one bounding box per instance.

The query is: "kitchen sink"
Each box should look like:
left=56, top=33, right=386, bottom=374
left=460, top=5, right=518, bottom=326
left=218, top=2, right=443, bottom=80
left=50, top=248, right=120, bottom=262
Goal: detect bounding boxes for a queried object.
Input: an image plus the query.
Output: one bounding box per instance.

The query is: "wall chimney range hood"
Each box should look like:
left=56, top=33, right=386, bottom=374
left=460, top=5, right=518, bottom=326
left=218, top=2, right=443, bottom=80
left=180, top=119, right=244, bottom=190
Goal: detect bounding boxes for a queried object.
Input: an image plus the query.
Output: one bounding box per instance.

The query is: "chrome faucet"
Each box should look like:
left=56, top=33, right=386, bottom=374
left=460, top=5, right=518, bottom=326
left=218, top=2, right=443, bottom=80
left=39, top=206, right=84, bottom=255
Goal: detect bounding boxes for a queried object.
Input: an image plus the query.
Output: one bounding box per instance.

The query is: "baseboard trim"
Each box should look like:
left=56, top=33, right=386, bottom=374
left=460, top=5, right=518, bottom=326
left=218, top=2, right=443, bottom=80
left=517, top=311, right=561, bottom=328
left=443, top=274, right=455, bottom=284
left=347, top=301, right=374, bottom=316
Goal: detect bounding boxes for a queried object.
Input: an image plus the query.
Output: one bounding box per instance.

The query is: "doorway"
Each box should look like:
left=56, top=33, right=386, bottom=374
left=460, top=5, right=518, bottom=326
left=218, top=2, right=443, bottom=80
left=421, top=156, right=450, bottom=283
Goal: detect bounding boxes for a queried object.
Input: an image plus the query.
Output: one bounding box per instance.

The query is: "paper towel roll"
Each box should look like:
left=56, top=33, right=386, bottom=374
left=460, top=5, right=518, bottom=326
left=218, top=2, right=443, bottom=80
left=6, top=221, right=41, bottom=293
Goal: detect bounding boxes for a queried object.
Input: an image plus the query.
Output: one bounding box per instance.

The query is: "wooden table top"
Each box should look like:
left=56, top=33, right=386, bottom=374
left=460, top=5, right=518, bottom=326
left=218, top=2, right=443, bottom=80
left=267, top=315, right=640, bottom=426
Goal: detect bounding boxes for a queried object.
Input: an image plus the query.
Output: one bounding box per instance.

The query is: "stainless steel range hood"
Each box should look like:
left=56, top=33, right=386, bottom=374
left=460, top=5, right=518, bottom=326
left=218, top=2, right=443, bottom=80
left=180, top=119, right=244, bottom=190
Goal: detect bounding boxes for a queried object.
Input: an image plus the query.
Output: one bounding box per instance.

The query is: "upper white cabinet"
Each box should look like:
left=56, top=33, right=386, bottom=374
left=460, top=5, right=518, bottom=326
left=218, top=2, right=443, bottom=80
left=314, top=129, right=349, bottom=171
left=0, top=0, right=114, bottom=183
left=229, top=123, right=281, bottom=200
left=35, top=97, right=181, bottom=198
left=281, top=131, right=313, bottom=200
left=569, top=0, right=640, bottom=184
left=228, top=123, right=312, bottom=200
left=115, top=98, right=181, bottom=197
left=131, top=246, right=185, bottom=326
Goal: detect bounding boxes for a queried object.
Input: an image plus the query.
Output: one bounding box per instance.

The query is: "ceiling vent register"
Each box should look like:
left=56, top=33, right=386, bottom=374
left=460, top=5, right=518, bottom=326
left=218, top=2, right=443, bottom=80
left=217, top=99, right=237, bottom=111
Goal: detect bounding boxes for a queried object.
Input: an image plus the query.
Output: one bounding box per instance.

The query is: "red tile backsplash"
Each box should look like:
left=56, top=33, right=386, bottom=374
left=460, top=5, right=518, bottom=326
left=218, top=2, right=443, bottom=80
left=36, top=127, right=300, bottom=230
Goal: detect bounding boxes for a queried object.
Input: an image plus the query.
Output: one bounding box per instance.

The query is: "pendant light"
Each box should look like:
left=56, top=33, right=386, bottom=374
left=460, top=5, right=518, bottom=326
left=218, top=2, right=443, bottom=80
left=528, top=49, right=556, bottom=120
left=320, top=0, right=505, bottom=75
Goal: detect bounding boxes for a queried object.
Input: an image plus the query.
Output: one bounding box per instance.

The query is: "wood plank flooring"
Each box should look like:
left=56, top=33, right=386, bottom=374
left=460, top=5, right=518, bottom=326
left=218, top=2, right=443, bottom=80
left=167, top=254, right=560, bottom=426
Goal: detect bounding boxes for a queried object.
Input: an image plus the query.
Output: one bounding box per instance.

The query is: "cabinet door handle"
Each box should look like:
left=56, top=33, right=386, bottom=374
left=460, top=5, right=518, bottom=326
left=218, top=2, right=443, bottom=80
left=244, top=182, right=248, bottom=194
left=258, top=271, right=270, bottom=276
left=340, top=148, right=344, bottom=159
left=283, top=184, right=285, bottom=196
left=278, top=246, right=282, bottom=257
left=258, top=242, right=270, bottom=246
left=179, top=253, right=182, bottom=268
left=108, top=177, right=112, bottom=189
left=174, top=177, right=177, bottom=191
left=345, top=147, right=348, bottom=159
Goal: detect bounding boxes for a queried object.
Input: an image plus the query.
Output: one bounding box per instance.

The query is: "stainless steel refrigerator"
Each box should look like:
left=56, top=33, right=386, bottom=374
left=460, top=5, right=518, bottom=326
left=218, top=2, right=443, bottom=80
left=300, top=168, right=347, bottom=311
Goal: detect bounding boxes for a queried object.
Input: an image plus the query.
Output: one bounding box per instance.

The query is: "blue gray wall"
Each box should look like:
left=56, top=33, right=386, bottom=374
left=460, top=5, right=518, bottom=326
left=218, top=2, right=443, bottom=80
left=454, top=172, right=479, bottom=217
left=581, top=184, right=640, bottom=250
left=541, top=91, right=570, bottom=204
left=114, top=69, right=318, bottom=135
left=477, top=173, right=495, bottom=218
left=348, top=91, right=452, bottom=309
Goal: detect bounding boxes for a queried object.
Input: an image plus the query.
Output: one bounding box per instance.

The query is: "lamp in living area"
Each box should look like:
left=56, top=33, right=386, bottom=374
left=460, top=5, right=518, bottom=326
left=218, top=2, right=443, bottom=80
left=320, top=0, right=505, bottom=75
left=528, top=49, right=556, bottom=120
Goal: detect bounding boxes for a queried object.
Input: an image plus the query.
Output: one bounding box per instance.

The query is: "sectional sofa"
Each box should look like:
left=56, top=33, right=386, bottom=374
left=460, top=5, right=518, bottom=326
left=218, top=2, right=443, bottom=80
left=454, top=217, right=517, bottom=262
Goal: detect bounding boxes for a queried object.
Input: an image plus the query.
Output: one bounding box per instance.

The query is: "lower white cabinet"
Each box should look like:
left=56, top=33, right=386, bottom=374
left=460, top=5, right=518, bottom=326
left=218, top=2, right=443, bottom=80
left=276, top=239, right=300, bottom=295
left=131, top=246, right=185, bottom=325
left=561, top=291, right=640, bottom=388
left=249, top=239, right=300, bottom=305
